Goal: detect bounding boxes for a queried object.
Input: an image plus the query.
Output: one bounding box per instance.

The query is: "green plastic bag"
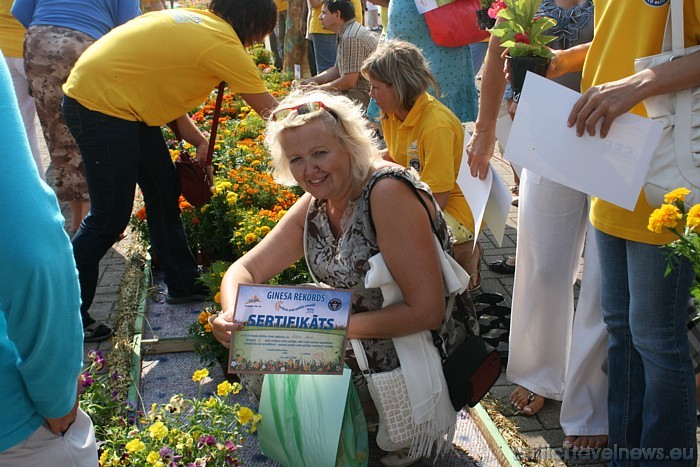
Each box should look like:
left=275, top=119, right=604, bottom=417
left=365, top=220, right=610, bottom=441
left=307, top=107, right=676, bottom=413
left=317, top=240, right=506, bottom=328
left=259, top=368, right=368, bottom=466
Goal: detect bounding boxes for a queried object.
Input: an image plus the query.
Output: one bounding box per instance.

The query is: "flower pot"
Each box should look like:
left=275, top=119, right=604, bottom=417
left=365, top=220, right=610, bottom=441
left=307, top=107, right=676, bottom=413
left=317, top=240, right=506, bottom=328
left=507, top=55, right=550, bottom=101
left=475, top=8, right=496, bottom=30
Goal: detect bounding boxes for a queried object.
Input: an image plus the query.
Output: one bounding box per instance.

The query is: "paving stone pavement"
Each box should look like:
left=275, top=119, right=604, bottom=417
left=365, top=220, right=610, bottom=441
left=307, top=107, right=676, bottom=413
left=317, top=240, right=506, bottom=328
left=38, top=110, right=699, bottom=465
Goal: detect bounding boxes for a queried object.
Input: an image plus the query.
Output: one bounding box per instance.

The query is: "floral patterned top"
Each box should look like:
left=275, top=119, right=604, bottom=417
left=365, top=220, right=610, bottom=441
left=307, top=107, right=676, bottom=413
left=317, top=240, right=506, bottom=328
left=304, top=166, right=477, bottom=399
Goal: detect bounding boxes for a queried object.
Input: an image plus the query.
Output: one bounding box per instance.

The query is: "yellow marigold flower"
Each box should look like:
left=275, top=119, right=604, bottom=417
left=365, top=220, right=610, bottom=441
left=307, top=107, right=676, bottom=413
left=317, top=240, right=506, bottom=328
left=260, top=226, right=271, bottom=235
left=125, top=439, right=146, bottom=453
left=244, top=233, right=257, bottom=244
left=226, top=192, right=238, bottom=205
left=192, top=368, right=209, bottom=383
left=231, top=381, right=242, bottom=394
left=146, top=451, right=160, bottom=464
left=648, top=204, right=682, bottom=233
left=204, top=322, right=213, bottom=333
left=687, top=204, right=700, bottom=229
left=277, top=210, right=287, bottom=220
left=237, top=406, right=254, bottom=424
left=214, top=291, right=221, bottom=303
left=251, top=160, right=261, bottom=167
left=205, top=396, right=217, bottom=408
left=148, top=421, right=168, bottom=440
left=664, top=187, right=691, bottom=203
left=217, top=381, right=234, bottom=396
left=198, top=311, right=211, bottom=325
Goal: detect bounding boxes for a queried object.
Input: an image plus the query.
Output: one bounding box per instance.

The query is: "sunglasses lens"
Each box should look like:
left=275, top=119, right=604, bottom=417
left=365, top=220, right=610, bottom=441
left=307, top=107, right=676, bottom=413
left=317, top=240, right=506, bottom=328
left=297, top=102, right=322, bottom=115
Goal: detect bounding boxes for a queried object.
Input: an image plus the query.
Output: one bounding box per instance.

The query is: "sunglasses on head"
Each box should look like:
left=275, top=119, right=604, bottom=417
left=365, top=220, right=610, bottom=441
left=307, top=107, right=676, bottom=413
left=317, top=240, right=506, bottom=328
left=270, top=101, right=338, bottom=121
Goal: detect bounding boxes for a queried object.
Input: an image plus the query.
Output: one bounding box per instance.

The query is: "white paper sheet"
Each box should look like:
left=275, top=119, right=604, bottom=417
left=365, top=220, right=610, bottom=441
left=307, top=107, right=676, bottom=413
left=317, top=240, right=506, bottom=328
left=504, top=73, right=664, bottom=211
left=457, top=131, right=512, bottom=247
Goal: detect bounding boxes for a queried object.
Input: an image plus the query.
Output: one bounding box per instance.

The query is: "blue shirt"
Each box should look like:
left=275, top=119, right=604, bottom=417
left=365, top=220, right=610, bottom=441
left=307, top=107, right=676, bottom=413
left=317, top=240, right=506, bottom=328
left=12, top=0, right=140, bottom=40
left=0, top=51, right=84, bottom=452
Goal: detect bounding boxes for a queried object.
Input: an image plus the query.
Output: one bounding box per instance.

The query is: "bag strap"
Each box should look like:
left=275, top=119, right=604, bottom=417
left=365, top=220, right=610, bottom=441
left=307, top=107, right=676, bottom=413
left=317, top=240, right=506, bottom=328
left=169, top=81, right=226, bottom=166
left=349, top=338, right=372, bottom=377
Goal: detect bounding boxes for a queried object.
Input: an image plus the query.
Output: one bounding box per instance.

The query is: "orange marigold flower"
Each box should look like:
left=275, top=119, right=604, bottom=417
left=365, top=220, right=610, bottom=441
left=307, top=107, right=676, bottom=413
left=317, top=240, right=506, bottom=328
left=135, top=207, right=147, bottom=221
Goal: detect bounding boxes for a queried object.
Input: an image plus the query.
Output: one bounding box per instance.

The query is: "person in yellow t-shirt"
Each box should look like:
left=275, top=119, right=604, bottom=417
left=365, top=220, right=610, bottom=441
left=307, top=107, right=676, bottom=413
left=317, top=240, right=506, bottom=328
left=559, top=0, right=700, bottom=461
left=0, top=0, right=43, bottom=179
left=61, top=1, right=280, bottom=332
left=362, top=39, right=482, bottom=292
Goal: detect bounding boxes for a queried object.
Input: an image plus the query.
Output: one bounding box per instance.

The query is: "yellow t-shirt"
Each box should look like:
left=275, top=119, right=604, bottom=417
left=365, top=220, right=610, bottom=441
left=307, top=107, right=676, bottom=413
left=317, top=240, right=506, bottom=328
left=0, top=0, right=25, bottom=58
left=309, top=0, right=362, bottom=35
left=382, top=93, right=474, bottom=232
left=63, top=9, right=267, bottom=126
left=583, top=0, right=700, bottom=245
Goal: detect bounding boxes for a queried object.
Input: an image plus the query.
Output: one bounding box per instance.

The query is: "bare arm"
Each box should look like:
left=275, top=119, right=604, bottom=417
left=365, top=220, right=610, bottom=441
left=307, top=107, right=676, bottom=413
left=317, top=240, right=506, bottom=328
left=569, top=50, right=700, bottom=138
left=211, top=195, right=310, bottom=347
left=320, top=71, right=360, bottom=91
left=302, top=66, right=342, bottom=86
left=347, top=178, right=445, bottom=339
left=371, top=0, right=390, bottom=6
left=172, top=114, right=209, bottom=163
left=465, top=34, right=508, bottom=180
left=239, top=91, right=279, bottom=119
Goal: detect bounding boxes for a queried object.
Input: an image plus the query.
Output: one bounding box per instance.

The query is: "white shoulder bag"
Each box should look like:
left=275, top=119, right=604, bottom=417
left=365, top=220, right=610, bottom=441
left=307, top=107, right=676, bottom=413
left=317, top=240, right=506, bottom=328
left=635, top=0, right=700, bottom=208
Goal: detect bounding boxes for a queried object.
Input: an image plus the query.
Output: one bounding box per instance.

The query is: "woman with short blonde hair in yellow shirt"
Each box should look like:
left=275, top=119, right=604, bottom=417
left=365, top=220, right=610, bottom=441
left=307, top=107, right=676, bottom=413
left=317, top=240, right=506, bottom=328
left=362, top=39, right=483, bottom=291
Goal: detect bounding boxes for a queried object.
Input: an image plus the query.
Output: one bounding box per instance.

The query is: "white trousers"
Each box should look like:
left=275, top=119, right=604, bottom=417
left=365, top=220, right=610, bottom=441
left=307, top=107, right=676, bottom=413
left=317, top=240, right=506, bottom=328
left=507, top=169, right=608, bottom=436
left=4, top=56, right=44, bottom=180
left=0, top=408, right=98, bottom=466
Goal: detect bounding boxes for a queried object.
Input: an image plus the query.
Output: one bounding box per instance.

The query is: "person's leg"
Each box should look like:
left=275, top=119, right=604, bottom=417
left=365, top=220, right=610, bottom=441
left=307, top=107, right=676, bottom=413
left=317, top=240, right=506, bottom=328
left=24, top=26, right=93, bottom=232
left=310, top=33, right=337, bottom=74
left=136, top=124, right=202, bottom=299
left=559, top=216, right=608, bottom=446
left=5, top=56, right=44, bottom=180
left=63, top=97, right=139, bottom=326
left=626, top=239, right=696, bottom=466
left=507, top=171, right=588, bottom=410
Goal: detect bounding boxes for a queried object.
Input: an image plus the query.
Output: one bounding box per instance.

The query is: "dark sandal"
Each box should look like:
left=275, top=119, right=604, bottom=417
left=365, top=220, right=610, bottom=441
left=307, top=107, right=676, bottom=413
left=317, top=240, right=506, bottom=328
left=488, top=257, right=516, bottom=274
left=83, top=322, right=113, bottom=343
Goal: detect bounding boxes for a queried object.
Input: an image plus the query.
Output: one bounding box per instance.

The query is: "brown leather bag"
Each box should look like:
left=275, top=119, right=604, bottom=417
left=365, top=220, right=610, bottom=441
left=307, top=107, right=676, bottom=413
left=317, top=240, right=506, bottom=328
left=172, top=81, right=225, bottom=207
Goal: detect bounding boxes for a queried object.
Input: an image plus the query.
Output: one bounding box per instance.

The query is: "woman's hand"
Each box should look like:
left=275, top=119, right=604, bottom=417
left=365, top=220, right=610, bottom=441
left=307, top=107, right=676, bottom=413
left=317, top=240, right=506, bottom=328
left=211, top=311, right=245, bottom=348
left=466, top=128, right=496, bottom=180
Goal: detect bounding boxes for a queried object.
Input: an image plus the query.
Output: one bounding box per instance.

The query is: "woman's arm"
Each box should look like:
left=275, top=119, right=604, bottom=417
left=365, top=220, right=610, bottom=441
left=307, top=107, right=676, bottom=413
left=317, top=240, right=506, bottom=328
left=211, top=194, right=311, bottom=347
left=569, top=49, right=700, bottom=138
left=347, top=178, right=445, bottom=339
left=172, top=114, right=209, bottom=163
left=240, top=92, right=278, bottom=119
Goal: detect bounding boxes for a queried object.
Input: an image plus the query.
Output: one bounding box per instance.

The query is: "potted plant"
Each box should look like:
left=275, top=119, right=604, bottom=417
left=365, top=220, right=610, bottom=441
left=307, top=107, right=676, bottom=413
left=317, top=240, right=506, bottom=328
left=476, top=0, right=498, bottom=30
left=488, top=0, right=556, bottom=101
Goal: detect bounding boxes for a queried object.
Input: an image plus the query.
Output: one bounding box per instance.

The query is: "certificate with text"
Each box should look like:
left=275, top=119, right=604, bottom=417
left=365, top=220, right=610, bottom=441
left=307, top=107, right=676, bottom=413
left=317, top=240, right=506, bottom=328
left=228, top=284, right=352, bottom=375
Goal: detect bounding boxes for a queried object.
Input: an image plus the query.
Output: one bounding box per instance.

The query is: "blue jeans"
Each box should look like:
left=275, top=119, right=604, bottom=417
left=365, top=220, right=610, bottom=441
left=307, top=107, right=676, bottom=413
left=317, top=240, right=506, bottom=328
left=596, top=229, right=696, bottom=466
left=62, top=97, right=201, bottom=320
left=310, top=33, right=337, bottom=74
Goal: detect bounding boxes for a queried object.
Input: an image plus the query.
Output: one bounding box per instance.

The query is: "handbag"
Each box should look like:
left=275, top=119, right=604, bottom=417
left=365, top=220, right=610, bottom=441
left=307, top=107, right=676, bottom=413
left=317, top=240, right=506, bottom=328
left=634, top=0, right=700, bottom=208
left=419, top=0, right=490, bottom=48
left=349, top=339, right=415, bottom=452
left=171, top=81, right=226, bottom=207
left=431, top=294, right=501, bottom=410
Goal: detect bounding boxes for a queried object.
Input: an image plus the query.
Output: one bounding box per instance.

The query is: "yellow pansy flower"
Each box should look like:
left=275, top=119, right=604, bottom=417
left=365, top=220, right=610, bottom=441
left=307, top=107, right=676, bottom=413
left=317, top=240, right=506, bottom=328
left=125, top=438, right=146, bottom=453
left=237, top=406, right=254, bottom=424
left=192, top=368, right=209, bottom=382
left=146, top=451, right=160, bottom=464
left=148, top=421, right=168, bottom=440
left=217, top=380, right=234, bottom=396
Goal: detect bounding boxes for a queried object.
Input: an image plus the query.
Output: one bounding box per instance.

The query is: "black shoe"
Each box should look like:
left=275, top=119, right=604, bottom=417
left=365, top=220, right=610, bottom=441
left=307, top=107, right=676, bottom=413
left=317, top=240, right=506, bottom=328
left=83, top=321, right=113, bottom=343
left=488, top=258, right=515, bottom=274
left=165, top=284, right=210, bottom=304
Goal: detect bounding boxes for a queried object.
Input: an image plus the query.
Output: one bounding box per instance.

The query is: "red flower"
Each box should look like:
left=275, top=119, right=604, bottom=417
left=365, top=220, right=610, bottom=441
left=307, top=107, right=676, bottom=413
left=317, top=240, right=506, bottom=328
left=515, top=33, right=531, bottom=44
left=488, top=0, right=506, bottom=18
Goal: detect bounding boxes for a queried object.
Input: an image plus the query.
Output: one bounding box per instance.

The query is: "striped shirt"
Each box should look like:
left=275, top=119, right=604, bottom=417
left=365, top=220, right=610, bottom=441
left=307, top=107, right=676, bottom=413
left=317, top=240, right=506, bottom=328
left=336, top=20, right=378, bottom=94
